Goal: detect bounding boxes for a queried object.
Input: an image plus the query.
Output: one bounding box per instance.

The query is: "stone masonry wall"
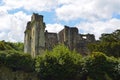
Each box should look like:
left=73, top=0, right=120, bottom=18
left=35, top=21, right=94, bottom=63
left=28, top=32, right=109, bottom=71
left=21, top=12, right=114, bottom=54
left=24, top=13, right=96, bottom=57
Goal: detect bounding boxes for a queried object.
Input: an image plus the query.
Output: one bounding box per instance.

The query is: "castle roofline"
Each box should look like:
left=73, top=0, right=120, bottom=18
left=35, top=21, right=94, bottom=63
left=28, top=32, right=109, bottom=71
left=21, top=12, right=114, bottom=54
left=64, top=25, right=78, bottom=29
left=80, top=33, right=95, bottom=36
left=47, top=32, right=57, bottom=34
left=33, top=13, right=43, bottom=17
left=46, top=31, right=57, bottom=34
left=31, top=13, right=43, bottom=21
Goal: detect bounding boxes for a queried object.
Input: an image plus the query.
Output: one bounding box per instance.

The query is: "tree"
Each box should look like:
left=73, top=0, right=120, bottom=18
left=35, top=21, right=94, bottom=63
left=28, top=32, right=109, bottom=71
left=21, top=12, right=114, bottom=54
left=0, top=40, right=24, bottom=51
left=100, top=29, right=120, bottom=42
left=84, top=52, right=119, bottom=80
left=35, top=44, right=83, bottom=80
left=88, top=29, right=120, bottom=57
left=0, top=50, right=34, bottom=72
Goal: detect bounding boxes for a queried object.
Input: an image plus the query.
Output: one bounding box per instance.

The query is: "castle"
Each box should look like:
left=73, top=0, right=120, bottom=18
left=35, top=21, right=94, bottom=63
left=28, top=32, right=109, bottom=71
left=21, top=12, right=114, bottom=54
left=24, top=13, right=95, bottom=57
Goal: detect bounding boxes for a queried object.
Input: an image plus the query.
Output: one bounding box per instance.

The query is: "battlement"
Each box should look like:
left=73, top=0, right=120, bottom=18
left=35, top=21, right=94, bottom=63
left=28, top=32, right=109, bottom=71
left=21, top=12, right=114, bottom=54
left=64, top=25, right=78, bottom=30
left=31, top=13, right=43, bottom=22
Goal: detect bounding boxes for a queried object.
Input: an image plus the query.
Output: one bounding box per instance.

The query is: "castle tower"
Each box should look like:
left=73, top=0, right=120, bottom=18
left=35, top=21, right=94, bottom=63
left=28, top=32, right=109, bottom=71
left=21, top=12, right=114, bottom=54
left=58, top=26, right=78, bottom=50
left=24, top=13, right=46, bottom=57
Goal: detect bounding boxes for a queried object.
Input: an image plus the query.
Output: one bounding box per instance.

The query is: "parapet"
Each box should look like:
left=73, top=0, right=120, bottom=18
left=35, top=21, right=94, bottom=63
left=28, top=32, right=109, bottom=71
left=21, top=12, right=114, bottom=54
left=31, top=13, right=43, bottom=22
left=64, top=25, right=78, bottom=33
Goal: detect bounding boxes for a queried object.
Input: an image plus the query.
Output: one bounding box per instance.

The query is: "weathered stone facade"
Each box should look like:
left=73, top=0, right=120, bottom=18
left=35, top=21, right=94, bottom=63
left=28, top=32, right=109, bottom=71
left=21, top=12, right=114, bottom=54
left=24, top=13, right=46, bottom=57
left=24, top=13, right=95, bottom=57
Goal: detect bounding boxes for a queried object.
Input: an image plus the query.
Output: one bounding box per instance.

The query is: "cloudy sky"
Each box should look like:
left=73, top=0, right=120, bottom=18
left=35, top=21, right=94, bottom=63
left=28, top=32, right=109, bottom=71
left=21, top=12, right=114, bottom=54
left=0, top=0, right=120, bottom=42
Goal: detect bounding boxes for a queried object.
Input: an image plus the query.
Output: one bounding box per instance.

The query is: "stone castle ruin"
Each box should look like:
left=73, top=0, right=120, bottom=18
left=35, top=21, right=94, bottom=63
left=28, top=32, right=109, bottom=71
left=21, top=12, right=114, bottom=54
left=24, top=13, right=95, bottom=57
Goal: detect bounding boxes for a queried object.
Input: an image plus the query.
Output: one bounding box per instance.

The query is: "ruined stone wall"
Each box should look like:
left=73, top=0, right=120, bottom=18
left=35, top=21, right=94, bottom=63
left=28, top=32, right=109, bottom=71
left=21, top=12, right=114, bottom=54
left=38, top=21, right=46, bottom=55
left=31, top=24, right=36, bottom=57
left=45, top=31, right=58, bottom=50
left=86, top=34, right=95, bottom=42
left=24, top=13, right=96, bottom=57
left=24, top=13, right=46, bottom=57
left=0, top=66, right=39, bottom=80
left=58, top=26, right=79, bottom=50
left=76, top=34, right=95, bottom=55
left=69, top=27, right=78, bottom=50
left=58, top=28, right=65, bottom=44
left=24, top=22, right=31, bottom=54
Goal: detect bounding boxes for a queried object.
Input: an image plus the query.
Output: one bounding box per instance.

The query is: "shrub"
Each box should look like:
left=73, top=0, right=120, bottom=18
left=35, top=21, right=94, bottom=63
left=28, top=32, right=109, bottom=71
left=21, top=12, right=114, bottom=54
left=106, top=57, right=120, bottom=80
left=0, top=51, right=7, bottom=65
left=84, top=52, right=119, bottom=80
left=6, top=51, right=34, bottom=72
left=35, top=44, right=83, bottom=80
left=0, top=43, right=119, bottom=80
left=83, top=52, right=107, bottom=80
left=0, top=50, right=35, bottom=72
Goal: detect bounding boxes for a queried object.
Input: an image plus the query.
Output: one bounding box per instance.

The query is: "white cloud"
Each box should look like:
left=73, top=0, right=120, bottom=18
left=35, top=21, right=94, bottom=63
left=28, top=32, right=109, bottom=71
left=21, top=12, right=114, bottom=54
left=76, top=18, right=120, bottom=40
left=56, top=0, right=120, bottom=21
left=1, top=0, right=58, bottom=11
left=0, top=0, right=120, bottom=42
left=46, top=23, right=64, bottom=33
left=0, top=32, right=8, bottom=41
left=0, top=10, right=11, bottom=35
left=57, top=0, right=73, bottom=4
left=0, top=8, right=63, bottom=42
left=0, top=10, right=30, bottom=42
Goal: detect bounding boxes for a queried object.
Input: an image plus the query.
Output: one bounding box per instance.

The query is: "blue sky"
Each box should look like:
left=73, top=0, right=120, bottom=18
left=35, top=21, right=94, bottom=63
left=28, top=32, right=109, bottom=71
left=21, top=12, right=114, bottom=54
left=0, top=0, right=120, bottom=42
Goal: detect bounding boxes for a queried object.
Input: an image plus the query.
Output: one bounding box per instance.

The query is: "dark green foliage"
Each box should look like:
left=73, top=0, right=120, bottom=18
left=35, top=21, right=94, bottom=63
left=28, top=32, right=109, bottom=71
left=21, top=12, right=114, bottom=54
left=6, top=42, right=24, bottom=51
left=6, top=52, right=34, bottom=72
left=83, top=52, right=119, bottom=80
left=35, top=44, right=83, bottom=80
left=0, top=42, right=119, bottom=80
left=106, top=57, right=120, bottom=80
left=0, top=40, right=24, bottom=51
left=88, top=29, right=120, bottom=57
left=0, top=41, right=6, bottom=50
left=0, top=51, right=7, bottom=65
left=100, top=29, right=120, bottom=42
left=0, top=50, right=34, bottom=72
left=88, top=42, right=120, bottom=57
left=84, top=52, right=108, bottom=80
left=35, top=45, right=120, bottom=80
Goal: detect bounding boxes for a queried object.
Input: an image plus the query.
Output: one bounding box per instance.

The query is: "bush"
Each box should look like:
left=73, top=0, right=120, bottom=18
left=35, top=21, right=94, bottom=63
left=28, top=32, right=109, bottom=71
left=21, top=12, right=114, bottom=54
left=35, top=44, right=83, bottom=80
left=83, top=52, right=107, bottom=80
left=106, top=57, right=120, bottom=80
left=0, top=51, right=7, bottom=65
left=0, top=41, right=24, bottom=51
left=84, top=52, right=119, bottom=80
left=0, top=50, right=34, bottom=72
left=0, top=43, right=119, bottom=80
left=0, top=41, right=7, bottom=50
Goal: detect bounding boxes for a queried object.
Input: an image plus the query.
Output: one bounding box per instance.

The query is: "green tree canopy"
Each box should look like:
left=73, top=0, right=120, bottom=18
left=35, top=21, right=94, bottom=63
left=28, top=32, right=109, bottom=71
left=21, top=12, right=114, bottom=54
left=35, top=44, right=83, bottom=80
left=88, top=29, right=120, bottom=57
left=0, top=40, right=24, bottom=51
